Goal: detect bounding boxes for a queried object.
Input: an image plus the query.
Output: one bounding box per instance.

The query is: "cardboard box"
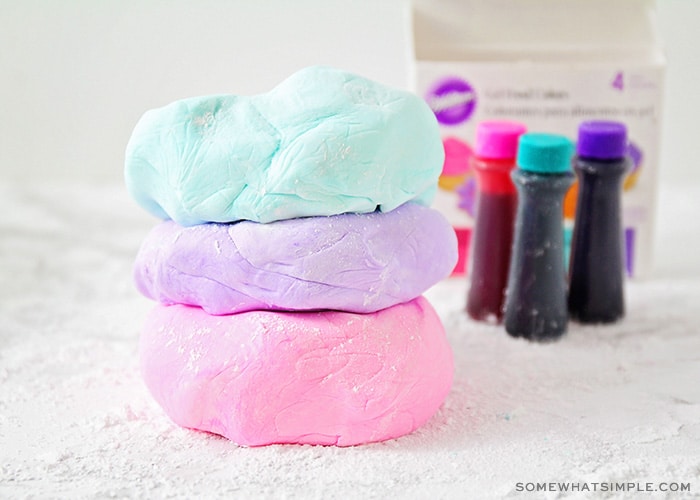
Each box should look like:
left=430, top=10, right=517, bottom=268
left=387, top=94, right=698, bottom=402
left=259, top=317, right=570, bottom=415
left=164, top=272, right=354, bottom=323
left=412, top=0, right=665, bottom=278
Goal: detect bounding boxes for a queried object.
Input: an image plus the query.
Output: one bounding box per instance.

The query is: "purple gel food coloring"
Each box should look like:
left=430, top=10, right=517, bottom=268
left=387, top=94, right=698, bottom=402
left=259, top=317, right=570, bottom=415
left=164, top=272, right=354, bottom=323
left=568, top=120, right=630, bottom=323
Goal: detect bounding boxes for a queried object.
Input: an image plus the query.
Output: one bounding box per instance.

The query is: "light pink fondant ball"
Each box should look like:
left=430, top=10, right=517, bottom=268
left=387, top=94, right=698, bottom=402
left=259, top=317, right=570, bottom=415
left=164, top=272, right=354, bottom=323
left=139, top=297, right=453, bottom=447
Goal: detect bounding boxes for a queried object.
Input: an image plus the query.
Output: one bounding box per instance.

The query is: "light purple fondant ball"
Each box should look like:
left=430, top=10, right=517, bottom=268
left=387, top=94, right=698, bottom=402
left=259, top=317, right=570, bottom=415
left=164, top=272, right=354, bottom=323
left=134, top=203, right=457, bottom=314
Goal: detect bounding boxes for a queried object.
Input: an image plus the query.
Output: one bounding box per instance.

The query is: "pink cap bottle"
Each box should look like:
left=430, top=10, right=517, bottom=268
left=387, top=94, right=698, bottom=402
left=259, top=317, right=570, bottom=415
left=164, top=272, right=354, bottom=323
left=466, top=120, right=526, bottom=323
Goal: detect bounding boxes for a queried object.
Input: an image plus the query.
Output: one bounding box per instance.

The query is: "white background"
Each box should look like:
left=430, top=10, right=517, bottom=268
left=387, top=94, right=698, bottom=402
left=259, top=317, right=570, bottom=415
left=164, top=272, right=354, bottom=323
left=0, top=0, right=698, bottom=186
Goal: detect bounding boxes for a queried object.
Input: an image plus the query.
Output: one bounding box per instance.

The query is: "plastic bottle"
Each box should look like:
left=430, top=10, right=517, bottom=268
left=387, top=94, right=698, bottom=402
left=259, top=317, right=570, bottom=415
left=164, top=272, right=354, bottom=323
left=466, top=121, right=526, bottom=323
left=504, top=133, right=574, bottom=341
left=568, top=120, right=630, bottom=323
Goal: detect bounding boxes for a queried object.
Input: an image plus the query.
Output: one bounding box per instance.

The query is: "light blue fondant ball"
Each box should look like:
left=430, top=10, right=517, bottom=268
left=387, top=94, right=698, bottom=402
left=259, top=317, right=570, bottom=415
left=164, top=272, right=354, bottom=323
left=125, top=66, right=443, bottom=225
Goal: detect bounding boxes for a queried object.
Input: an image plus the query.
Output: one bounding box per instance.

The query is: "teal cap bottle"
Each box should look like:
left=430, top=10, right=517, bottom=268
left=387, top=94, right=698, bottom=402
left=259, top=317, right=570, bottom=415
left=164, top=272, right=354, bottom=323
left=516, top=133, right=573, bottom=174
left=504, top=133, right=574, bottom=340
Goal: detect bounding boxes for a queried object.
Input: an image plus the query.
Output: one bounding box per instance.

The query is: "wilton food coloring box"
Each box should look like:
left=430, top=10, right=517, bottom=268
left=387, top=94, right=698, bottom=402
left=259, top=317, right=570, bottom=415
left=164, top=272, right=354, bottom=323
left=411, top=0, right=665, bottom=278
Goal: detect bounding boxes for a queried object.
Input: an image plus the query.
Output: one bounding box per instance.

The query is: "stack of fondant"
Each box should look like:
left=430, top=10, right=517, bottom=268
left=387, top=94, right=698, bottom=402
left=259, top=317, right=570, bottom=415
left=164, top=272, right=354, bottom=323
left=125, top=67, right=457, bottom=447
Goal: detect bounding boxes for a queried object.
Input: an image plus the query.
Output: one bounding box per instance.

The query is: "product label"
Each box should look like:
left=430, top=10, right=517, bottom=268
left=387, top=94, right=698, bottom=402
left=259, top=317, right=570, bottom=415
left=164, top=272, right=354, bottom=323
left=425, top=77, right=477, bottom=126
left=416, top=62, right=664, bottom=278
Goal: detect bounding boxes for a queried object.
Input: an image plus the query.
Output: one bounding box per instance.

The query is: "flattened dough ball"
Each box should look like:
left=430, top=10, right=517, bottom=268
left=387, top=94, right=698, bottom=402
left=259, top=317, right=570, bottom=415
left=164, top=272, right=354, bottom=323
left=124, top=66, right=444, bottom=226
left=139, top=297, right=454, bottom=447
left=133, top=203, right=458, bottom=314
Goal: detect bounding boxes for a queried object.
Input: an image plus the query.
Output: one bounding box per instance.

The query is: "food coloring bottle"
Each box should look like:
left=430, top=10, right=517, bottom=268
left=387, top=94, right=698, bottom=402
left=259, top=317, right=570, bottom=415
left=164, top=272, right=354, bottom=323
left=504, top=133, right=574, bottom=341
left=568, top=120, right=630, bottom=323
left=466, top=121, right=526, bottom=323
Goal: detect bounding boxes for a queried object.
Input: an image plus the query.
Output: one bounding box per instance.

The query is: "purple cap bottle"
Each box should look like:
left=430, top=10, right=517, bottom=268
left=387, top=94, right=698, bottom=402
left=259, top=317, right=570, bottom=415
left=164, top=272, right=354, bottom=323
left=568, top=120, right=631, bottom=323
left=576, top=121, right=628, bottom=160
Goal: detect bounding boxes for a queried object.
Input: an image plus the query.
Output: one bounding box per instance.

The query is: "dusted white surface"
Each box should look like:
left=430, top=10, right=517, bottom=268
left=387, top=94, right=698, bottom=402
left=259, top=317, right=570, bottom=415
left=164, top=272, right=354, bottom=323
left=1, top=182, right=699, bottom=498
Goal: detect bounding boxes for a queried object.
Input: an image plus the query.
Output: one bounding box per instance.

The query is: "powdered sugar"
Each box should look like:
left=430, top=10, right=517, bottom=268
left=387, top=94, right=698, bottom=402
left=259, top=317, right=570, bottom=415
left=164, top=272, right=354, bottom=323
left=1, top=182, right=698, bottom=498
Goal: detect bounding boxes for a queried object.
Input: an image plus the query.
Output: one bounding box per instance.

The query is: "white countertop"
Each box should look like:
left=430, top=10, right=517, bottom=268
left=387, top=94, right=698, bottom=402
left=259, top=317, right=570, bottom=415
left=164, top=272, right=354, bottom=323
left=1, top=182, right=698, bottom=499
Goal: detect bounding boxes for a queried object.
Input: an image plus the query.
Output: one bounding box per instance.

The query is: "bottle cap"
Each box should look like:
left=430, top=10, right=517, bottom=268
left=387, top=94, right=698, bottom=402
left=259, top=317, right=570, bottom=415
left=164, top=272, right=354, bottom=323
left=577, top=120, right=628, bottom=160
left=474, top=121, right=527, bottom=160
left=517, top=133, right=573, bottom=173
